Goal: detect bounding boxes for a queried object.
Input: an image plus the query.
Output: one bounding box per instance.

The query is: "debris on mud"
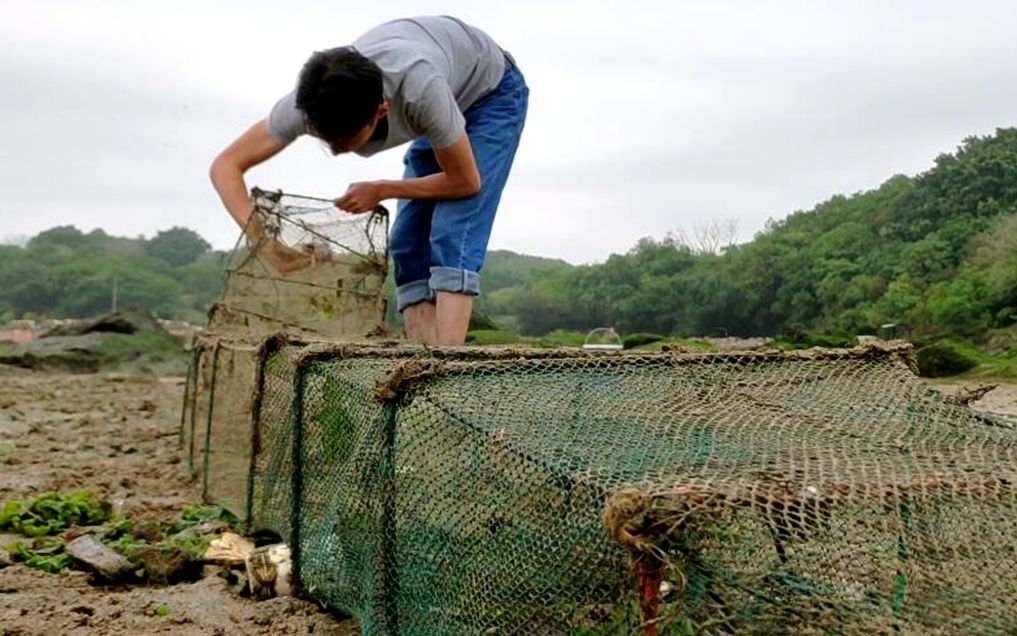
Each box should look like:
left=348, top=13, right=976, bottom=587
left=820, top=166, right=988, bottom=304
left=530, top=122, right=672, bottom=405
left=0, top=312, right=188, bottom=375
left=1, top=490, right=229, bottom=584
left=0, top=367, right=357, bottom=634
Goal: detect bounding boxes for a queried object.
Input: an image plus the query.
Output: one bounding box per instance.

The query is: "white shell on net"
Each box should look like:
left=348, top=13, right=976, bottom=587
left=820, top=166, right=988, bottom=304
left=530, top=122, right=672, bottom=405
left=204, top=532, right=255, bottom=565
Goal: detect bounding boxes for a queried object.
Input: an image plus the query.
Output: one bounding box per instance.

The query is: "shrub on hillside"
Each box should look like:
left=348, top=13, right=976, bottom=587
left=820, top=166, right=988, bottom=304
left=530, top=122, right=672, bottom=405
left=466, top=330, right=520, bottom=346
left=914, top=340, right=981, bottom=377
left=622, top=333, right=665, bottom=349
left=774, top=328, right=856, bottom=350
left=468, top=311, right=499, bottom=331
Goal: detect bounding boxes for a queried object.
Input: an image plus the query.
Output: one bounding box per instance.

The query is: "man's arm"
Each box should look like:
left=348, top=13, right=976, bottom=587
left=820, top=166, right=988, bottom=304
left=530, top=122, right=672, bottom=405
left=336, top=133, right=481, bottom=213
left=209, top=119, right=289, bottom=233
left=210, top=120, right=316, bottom=273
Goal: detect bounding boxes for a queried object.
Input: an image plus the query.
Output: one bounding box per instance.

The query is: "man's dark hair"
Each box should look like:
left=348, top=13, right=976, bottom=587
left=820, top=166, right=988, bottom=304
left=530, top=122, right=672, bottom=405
left=296, top=47, right=384, bottom=141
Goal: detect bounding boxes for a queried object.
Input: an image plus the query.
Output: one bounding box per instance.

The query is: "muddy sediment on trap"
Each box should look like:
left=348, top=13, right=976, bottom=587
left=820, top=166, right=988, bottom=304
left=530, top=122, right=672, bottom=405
left=207, top=190, right=389, bottom=341
left=210, top=255, right=387, bottom=340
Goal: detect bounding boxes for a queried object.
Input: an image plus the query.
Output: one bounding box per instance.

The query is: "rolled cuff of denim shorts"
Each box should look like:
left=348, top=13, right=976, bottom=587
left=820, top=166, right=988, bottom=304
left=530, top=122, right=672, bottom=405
left=396, top=279, right=435, bottom=312
left=429, top=266, right=481, bottom=296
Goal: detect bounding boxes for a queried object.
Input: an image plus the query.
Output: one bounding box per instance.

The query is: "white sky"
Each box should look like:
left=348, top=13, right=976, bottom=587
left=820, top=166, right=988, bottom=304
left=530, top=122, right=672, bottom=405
left=1, top=0, right=1015, bottom=263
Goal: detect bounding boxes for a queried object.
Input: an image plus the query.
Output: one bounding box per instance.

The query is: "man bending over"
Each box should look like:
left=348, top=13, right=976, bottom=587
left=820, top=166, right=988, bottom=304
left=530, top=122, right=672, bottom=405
left=210, top=15, right=528, bottom=345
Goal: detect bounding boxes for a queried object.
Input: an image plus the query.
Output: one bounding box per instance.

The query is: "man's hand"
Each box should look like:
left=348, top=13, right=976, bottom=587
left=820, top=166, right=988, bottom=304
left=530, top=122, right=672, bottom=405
left=336, top=181, right=383, bottom=214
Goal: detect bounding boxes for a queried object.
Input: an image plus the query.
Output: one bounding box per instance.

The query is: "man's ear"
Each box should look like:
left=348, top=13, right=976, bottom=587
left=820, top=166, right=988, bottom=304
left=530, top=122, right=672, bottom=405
left=377, top=101, right=389, bottom=119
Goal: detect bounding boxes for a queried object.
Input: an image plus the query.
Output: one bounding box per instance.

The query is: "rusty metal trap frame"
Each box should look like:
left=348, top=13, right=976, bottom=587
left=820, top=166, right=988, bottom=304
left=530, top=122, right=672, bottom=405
left=180, top=335, right=1017, bottom=635
left=207, top=188, right=389, bottom=339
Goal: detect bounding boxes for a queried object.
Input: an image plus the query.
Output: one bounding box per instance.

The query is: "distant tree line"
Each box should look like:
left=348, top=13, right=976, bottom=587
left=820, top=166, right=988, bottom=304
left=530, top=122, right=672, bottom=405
left=2, top=128, right=1016, bottom=349
left=0, top=226, right=226, bottom=325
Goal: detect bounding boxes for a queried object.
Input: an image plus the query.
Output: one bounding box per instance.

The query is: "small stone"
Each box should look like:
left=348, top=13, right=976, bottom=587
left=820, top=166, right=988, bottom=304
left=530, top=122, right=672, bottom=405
left=173, top=520, right=227, bottom=543
left=62, top=525, right=106, bottom=542
left=65, top=534, right=135, bottom=581
left=253, top=605, right=274, bottom=626
left=201, top=564, right=224, bottom=579
left=233, top=570, right=250, bottom=597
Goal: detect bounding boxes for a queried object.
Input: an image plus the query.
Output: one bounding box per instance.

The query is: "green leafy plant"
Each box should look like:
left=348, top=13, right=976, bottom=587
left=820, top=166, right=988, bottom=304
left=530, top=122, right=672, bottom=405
left=0, top=491, right=111, bottom=537
left=7, top=538, right=72, bottom=573
left=1, top=494, right=231, bottom=577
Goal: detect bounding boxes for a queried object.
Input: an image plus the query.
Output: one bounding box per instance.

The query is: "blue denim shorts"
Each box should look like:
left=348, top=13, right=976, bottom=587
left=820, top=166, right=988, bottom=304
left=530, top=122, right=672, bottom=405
left=389, top=55, right=529, bottom=311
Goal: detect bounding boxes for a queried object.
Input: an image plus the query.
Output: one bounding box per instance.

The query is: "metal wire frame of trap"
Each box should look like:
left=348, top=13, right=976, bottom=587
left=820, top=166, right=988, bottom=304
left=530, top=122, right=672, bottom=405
left=180, top=336, right=1017, bottom=635
left=208, top=187, right=390, bottom=340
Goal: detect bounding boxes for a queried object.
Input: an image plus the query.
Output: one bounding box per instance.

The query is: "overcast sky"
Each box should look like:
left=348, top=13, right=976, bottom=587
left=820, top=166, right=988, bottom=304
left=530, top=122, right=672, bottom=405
left=1, top=1, right=1015, bottom=263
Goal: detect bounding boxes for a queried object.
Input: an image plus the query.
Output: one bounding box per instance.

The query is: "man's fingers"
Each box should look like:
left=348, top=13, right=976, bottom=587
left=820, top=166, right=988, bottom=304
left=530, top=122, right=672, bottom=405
left=335, top=198, right=357, bottom=213
left=336, top=200, right=366, bottom=214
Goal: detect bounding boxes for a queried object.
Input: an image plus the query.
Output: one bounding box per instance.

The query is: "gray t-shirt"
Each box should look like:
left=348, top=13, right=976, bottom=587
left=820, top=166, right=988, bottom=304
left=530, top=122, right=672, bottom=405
left=267, top=16, right=506, bottom=156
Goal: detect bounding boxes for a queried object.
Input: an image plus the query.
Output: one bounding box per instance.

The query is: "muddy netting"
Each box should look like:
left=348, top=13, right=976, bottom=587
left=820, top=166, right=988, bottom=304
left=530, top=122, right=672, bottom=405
left=181, top=337, right=1017, bottom=635
left=208, top=188, right=389, bottom=339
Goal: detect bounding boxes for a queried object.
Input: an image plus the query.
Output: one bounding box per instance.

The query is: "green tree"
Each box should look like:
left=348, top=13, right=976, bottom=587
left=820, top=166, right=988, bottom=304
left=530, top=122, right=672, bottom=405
left=28, top=225, right=87, bottom=250
left=925, top=271, right=992, bottom=337
left=146, top=227, right=211, bottom=267
left=0, top=247, right=56, bottom=316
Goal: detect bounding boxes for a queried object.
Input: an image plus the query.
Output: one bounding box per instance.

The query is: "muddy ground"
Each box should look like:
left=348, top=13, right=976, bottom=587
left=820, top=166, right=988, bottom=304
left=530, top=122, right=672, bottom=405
left=0, top=365, right=1014, bottom=636
left=935, top=379, right=1017, bottom=417
left=0, top=365, right=357, bottom=636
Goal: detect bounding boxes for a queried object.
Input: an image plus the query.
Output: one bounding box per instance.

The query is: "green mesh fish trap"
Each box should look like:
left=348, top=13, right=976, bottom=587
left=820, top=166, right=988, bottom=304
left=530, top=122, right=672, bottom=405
left=182, top=337, right=1017, bottom=635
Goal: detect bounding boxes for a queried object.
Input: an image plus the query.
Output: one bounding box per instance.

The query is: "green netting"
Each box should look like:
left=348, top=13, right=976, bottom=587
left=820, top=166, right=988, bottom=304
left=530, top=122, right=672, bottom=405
left=247, top=340, right=302, bottom=539
left=183, top=198, right=1017, bottom=636
left=244, top=338, right=376, bottom=541
left=185, top=338, right=1017, bottom=634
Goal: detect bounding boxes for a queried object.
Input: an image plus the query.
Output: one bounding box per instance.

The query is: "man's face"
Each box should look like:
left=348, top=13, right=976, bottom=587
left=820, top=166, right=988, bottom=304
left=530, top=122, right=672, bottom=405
left=327, top=102, right=389, bottom=155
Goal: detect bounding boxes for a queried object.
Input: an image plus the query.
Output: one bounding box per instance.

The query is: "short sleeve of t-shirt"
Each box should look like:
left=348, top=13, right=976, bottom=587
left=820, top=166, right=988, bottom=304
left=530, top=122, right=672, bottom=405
left=266, top=91, right=307, bottom=144
left=405, top=79, right=467, bottom=150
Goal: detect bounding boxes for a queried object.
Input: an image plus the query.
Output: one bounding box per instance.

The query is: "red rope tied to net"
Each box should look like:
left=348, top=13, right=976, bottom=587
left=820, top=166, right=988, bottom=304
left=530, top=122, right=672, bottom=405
left=639, top=566, right=664, bottom=636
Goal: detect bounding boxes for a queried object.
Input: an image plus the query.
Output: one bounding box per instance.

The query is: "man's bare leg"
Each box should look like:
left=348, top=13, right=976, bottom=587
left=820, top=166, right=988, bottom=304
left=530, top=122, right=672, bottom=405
left=435, top=291, right=473, bottom=346
left=403, top=300, right=436, bottom=344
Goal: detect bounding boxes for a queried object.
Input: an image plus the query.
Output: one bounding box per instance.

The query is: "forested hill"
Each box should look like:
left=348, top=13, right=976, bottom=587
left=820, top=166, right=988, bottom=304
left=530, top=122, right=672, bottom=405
left=484, top=128, right=1017, bottom=341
